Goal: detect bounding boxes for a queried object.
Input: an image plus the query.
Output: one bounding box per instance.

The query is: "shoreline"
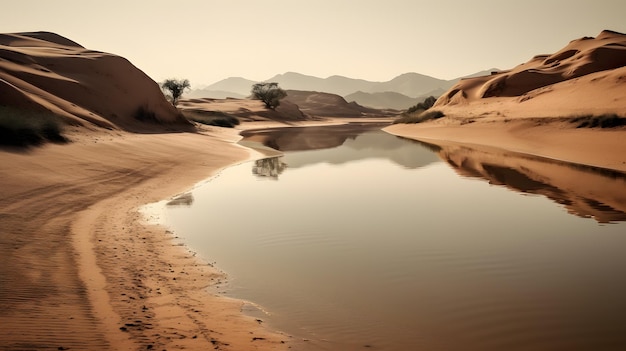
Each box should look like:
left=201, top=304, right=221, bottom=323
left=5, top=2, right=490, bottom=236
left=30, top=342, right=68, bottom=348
left=2, top=116, right=623, bottom=350
left=0, top=118, right=388, bottom=351
left=384, top=119, right=626, bottom=173
left=0, top=126, right=291, bottom=350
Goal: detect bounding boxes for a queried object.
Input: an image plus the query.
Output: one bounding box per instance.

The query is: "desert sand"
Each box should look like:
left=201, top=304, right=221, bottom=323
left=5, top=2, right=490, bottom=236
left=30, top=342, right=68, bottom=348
left=0, top=125, right=300, bottom=350
left=386, top=30, right=626, bottom=172
left=2, top=28, right=625, bottom=350
left=0, top=32, right=298, bottom=350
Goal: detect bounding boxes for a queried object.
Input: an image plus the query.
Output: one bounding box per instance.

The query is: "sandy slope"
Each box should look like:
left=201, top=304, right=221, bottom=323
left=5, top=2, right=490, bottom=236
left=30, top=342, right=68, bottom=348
left=0, top=127, right=290, bottom=351
left=0, top=32, right=188, bottom=131
left=434, top=30, right=626, bottom=119
left=387, top=30, right=626, bottom=174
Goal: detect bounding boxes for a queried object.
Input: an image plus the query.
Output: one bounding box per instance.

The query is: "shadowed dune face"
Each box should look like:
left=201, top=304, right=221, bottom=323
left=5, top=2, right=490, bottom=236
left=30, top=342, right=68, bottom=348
left=435, top=30, right=626, bottom=110
left=409, top=139, right=626, bottom=223
left=0, top=32, right=189, bottom=131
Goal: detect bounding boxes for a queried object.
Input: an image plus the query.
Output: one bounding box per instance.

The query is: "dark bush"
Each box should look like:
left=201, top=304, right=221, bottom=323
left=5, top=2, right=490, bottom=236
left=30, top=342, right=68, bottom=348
left=393, top=110, right=445, bottom=124
left=406, top=96, right=437, bottom=114
left=0, top=106, right=68, bottom=146
left=251, top=82, right=287, bottom=109
left=134, top=105, right=159, bottom=123
left=571, top=114, right=626, bottom=128
left=182, top=110, right=240, bottom=128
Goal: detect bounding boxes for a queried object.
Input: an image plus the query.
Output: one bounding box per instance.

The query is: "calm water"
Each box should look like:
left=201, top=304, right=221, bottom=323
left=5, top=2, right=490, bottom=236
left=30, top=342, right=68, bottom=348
left=161, top=124, right=626, bottom=351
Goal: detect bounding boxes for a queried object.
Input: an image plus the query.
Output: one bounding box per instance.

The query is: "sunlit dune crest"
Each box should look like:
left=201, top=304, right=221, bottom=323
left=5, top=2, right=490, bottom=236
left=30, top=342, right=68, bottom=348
left=435, top=30, right=626, bottom=118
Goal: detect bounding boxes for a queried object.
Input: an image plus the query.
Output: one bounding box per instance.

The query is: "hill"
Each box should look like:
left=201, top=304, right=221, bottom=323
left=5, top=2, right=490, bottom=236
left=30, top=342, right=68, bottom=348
left=434, top=30, right=626, bottom=118
left=344, top=90, right=447, bottom=110
left=195, top=77, right=258, bottom=99
left=283, top=90, right=393, bottom=118
left=267, top=72, right=378, bottom=96
left=195, top=70, right=498, bottom=109
left=0, top=32, right=189, bottom=132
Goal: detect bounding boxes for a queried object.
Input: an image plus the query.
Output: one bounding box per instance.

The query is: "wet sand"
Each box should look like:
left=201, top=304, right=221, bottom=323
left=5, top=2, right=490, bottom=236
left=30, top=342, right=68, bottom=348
left=384, top=119, right=626, bottom=173
left=0, top=126, right=290, bottom=350
left=2, top=117, right=624, bottom=350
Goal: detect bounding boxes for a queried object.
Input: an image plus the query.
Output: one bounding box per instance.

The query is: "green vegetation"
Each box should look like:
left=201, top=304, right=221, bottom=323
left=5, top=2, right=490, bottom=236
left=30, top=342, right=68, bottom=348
left=251, top=82, right=287, bottom=109
left=394, top=96, right=444, bottom=124
left=406, top=96, right=437, bottom=114
left=570, top=114, right=626, bottom=128
left=182, top=110, right=240, bottom=128
left=393, top=110, right=445, bottom=124
left=161, top=78, right=190, bottom=106
left=0, top=106, right=68, bottom=147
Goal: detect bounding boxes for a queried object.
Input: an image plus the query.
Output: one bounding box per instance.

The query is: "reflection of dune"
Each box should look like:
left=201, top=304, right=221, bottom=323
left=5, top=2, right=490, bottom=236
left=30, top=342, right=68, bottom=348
left=418, top=140, right=626, bottom=223
left=241, top=124, right=441, bottom=170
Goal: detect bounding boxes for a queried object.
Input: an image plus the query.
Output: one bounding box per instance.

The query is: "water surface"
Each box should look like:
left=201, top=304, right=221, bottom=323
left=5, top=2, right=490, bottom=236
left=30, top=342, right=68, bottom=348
left=163, top=124, right=626, bottom=351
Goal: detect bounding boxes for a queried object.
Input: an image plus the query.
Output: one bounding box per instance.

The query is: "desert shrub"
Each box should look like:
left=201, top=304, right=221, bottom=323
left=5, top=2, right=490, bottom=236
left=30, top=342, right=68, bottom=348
left=134, top=105, right=159, bottom=122
left=251, top=82, right=287, bottom=109
left=0, top=106, right=68, bottom=146
left=161, top=79, right=190, bottom=106
left=570, top=114, right=626, bottom=128
left=393, top=110, right=445, bottom=124
left=182, top=110, right=240, bottom=128
left=406, top=96, right=437, bottom=114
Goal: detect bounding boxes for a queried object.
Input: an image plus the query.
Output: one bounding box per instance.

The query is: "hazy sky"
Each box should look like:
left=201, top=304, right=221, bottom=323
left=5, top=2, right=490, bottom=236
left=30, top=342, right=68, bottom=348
left=2, top=0, right=625, bottom=86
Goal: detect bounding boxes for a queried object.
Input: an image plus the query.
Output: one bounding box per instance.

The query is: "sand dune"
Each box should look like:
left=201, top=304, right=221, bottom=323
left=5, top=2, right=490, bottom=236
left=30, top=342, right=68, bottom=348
left=0, top=32, right=189, bottom=131
left=387, top=30, right=626, bottom=175
left=178, top=97, right=307, bottom=122
left=435, top=30, right=626, bottom=118
left=1, top=32, right=293, bottom=350
left=2, top=27, right=625, bottom=351
left=0, top=127, right=292, bottom=350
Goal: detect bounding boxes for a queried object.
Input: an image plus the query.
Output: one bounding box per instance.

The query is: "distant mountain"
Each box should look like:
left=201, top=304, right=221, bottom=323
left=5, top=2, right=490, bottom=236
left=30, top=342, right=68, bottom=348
left=267, top=72, right=378, bottom=96
left=192, top=69, right=501, bottom=108
left=186, top=89, right=246, bottom=99
left=373, top=72, right=453, bottom=97
left=201, top=77, right=257, bottom=96
left=344, top=89, right=447, bottom=110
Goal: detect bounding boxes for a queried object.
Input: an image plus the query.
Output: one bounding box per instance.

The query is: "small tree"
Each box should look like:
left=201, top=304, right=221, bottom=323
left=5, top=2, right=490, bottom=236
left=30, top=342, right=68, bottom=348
left=251, top=82, right=287, bottom=109
left=161, top=79, right=190, bottom=106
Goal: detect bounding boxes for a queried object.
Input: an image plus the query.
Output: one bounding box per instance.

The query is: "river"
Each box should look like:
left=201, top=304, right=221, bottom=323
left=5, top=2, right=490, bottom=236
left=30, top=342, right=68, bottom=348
left=161, top=124, right=626, bottom=351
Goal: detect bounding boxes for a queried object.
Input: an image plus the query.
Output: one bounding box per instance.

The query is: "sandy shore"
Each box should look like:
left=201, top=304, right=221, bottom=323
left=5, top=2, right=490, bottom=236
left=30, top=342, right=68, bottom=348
left=2, top=115, right=623, bottom=350
left=0, top=125, right=293, bottom=350
left=384, top=119, right=626, bottom=173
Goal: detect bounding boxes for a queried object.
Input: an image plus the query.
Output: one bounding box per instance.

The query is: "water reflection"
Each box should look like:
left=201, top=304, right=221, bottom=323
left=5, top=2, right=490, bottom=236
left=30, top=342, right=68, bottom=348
left=242, top=124, right=441, bottom=177
left=252, top=157, right=287, bottom=179
left=165, top=125, right=626, bottom=351
left=407, top=139, right=626, bottom=223
left=166, top=192, right=194, bottom=207
left=240, top=123, right=387, bottom=152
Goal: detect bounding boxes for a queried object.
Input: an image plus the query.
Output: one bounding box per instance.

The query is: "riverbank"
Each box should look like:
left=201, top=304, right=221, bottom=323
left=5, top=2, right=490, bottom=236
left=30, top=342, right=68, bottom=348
left=384, top=118, right=626, bottom=173
left=0, top=117, right=392, bottom=351
left=0, top=125, right=291, bottom=350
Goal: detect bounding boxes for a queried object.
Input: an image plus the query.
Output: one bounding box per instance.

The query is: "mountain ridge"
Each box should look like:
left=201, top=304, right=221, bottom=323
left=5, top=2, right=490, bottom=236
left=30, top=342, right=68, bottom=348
left=191, top=69, right=498, bottom=109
